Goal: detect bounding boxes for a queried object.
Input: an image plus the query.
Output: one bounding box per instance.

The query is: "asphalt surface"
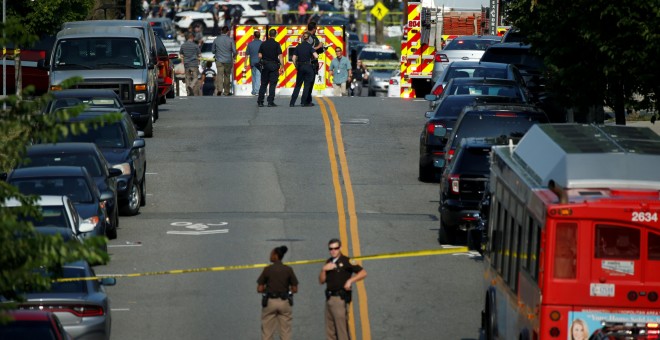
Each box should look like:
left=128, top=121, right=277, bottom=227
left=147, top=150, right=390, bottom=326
left=101, top=94, right=485, bottom=339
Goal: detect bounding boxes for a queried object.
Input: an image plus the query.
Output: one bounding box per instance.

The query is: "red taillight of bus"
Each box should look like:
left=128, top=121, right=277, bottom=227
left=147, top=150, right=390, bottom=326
left=434, top=54, right=448, bottom=63
left=432, top=84, right=444, bottom=96
left=450, top=174, right=460, bottom=193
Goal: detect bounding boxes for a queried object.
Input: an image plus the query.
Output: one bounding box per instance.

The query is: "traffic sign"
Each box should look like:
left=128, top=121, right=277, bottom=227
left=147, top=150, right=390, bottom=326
left=370, top=2, right=389, bottom=21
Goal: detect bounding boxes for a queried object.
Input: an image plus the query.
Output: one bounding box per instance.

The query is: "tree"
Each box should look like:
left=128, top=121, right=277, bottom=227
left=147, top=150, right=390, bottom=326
left=0, top=21, right=118, bottom=323
left=4, top=0, right=95, bottom=37
left=507, top=0, right=660, bottom=124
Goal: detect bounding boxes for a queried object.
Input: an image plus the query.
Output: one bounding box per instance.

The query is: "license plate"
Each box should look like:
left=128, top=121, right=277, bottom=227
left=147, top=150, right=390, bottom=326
left=590, top=283, right=615, bottom=297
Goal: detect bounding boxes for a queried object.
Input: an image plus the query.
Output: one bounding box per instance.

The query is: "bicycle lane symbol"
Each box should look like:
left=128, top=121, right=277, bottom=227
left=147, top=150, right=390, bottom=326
left=167, top=222, right=229, bottom=235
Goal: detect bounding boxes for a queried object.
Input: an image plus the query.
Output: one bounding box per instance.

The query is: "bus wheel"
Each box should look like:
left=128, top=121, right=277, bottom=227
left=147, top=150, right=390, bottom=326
left=485, top=298, right=497, bottom=340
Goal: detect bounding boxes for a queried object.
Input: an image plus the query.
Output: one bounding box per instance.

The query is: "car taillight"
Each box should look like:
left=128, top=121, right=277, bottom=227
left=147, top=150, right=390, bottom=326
left=390, top=78, right=399, bottom=85
left=22, top=304, right=104, bottom=317
left=432, top=84, right=444, bottom=96
left=494, top=112, right=517, bottom=117
left=448, top=149, right=455, bottom=161
left=450, top=174, right=460, bottom=193
left=426, top=123, right=444, bottom=136
left=434, top=54, right=449, bottom=63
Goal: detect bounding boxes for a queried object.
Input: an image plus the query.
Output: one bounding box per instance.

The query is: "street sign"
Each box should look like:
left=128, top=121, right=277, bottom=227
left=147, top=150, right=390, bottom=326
left=370, top=2, right=389, bottom=21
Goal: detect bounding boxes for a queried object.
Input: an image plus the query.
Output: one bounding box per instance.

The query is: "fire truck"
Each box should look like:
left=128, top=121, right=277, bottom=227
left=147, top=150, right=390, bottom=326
left=0, top=39, right=54, bottom=97
left=400, top=1, right=485, bottom=98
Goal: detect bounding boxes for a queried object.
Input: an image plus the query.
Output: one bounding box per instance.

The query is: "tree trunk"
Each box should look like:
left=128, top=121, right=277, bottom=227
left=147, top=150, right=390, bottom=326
left=614, top=79, right=626, bottom=125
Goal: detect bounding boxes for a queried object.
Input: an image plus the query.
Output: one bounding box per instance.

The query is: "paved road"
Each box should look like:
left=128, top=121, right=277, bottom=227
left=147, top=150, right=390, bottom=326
left=102, top=95, right=484, bottom=339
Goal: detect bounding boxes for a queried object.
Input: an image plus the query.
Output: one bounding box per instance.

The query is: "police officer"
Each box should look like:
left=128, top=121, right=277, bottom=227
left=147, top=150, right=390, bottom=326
left=319, top=238, right=367, bottom=340
left=257, top=28, right=284, bottom=107
left=289, top=32, right=318, bottom=107
left=304, top=21, right=324, bottom=105
left=257, top=246, right=299, bottom=340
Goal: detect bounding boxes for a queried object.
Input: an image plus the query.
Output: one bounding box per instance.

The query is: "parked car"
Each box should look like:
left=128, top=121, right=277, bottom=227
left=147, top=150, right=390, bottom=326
left=439, top=138, right=494, bottom=245
left=58, top=111, right=147, bottom=216
left=12, top=260, right=116, bottom=340
left=155, top=35, right=176, bottom=101
left=357, top=44, right=399, bottom=69
left=419, top=95, right=499, bottom=182
left=367, top=67, right=396, bottom=96
left=174, top=1, right=268, bottom=32
left=6, top=167, right=113, bottom=246
left=443, top=103, right=549, bottom=164
left=43, top=89, right=127, bottom=116
left=147, top=17, right=177, bottom=40
left=387, top=69, right=400, bottom=97
left=4, top=195, right=96, bottom=239
left=0, top=310, right=73, bottom=340
left=21, top=143, right=122, bottom=239
left=432, top=35, right=502, bottom=76
left=428, top=61, right=527, bottom=106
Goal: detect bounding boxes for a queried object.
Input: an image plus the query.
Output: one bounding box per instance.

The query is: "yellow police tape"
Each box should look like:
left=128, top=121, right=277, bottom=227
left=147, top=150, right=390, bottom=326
left=56, top=247, right=469, bottom=282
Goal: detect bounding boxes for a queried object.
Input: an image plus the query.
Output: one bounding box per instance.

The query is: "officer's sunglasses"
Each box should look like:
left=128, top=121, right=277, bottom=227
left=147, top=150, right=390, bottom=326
left=329, top=246, right=340, bottom=251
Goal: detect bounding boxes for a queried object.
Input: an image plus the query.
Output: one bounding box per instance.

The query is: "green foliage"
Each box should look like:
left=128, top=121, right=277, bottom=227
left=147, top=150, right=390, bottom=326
left=507, top=0, right=659, bottom=123
left=0, top=20, right=123, bottom=320
left=5, top=0, right=95, bottom=37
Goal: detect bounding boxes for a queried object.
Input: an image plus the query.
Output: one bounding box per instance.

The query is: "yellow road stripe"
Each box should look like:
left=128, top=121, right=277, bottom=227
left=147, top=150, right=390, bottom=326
left=323, top=97, right=371, bottom=340
left=55, top=247, right=468, bottom=282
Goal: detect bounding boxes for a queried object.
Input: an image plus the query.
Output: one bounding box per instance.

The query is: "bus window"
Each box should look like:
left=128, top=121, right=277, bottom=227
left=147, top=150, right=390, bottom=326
left=649, top=232, right=660, bottom=260
left=595, top=225, right=640, bottom=260
left=554, top=222, right=577, bottom=279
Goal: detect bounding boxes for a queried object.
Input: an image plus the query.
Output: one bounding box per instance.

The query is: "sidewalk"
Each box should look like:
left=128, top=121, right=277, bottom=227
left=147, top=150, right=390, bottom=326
left=618, top=120, right=660, bottom=136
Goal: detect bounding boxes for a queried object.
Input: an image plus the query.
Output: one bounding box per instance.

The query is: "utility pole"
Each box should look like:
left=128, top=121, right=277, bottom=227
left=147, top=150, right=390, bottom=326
left=125, top=0, right=131, bottom=19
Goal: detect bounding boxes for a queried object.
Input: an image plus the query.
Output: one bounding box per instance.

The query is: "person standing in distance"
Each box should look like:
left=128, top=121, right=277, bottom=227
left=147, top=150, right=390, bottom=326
left=329, top=47, right=351, bottom=96
left=246, top=30, right=263, bottom=96
left=211, top=2, right=221, bottom=35
left=289, top=32, right=318, bottom=107
left=304, top=21, right=323, bottom=105
left=319, top=238, right=367, bottom=340
left=212, top=26, right=237, bottom=96
left=179, top=32, right=201, bottom=96
left=257, top=246, right=299, bottom=340
left=257, top=28, right=284, bottom=107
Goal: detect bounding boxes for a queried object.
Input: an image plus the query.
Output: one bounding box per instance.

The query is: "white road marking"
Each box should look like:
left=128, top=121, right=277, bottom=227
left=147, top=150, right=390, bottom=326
left=111, top=308, right=131, bottom=312
left=108, top=244, right=143, bottom=247
left=146, top=172, right=158, bottom=175
left=166, top=229, right=229, bottom=235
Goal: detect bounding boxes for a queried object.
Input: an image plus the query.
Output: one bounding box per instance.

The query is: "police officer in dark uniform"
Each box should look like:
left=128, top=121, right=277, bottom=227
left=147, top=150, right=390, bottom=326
left=257, top=245, right=299, bottom=340
left=257, top=28, right=284, bottom=107
left=304, top=21, right=324, bottom=106
left=319, top=238, right=367, bottom=340
left=290, top=32, right=319, bottom=107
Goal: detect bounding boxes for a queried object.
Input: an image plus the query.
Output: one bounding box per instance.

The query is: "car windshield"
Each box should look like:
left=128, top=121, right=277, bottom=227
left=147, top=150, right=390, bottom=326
left=433, top=96, right=483, bottom=118
left=60, top=122, right=127, bottom=149
left=445, top=39, right=500, bottom=50
left=482, top=48, right=544, bottom=71
left=53, top=38, right=145, bottom=70
left=10, top=177, right=94, bottom=204
left=48, top=97, right=121, bottom=113
left=27, top=267, right=88, bottom=294
left=451, top=115, right=545, bottom=148
left=15, top=205, right=71, bottom=229
left=445, top=67, right=508, bottom=81
left=23, top=153, right=104, bottom=177
left=359, top=50, right=398, bottom=61
left=453, top=147, right=492, bottom=173
left=446, top=83, right=521, bottom=98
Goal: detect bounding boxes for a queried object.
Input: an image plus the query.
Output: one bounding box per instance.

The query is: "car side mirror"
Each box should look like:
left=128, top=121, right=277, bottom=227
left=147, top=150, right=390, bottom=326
left=100, top=190, right=114, bottom=202
left=424, top=111, right=434, bottom=119
left=137, top=130, right=145, bottom=138
left=79, top=221, right=96, bottom=233
left=133, top=138, right=146, bottom=149
left=434, top=126, right=447, bottom=137
left=100, top=277, right=117, bottom=286
left=108, top=168, right=123, bottom=178
left=424, top=94, right=437, bottom=101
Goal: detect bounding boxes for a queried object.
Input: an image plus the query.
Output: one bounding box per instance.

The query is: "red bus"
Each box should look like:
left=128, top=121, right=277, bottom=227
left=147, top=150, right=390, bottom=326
left=481, top=124, right=660, bottom=340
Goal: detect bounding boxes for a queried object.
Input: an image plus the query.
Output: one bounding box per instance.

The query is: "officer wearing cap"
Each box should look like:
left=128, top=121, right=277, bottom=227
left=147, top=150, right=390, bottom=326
left=305, top=21, right=324, bottom=105
left=289, top=32, right=319, bottom=107
left=257, top=245, right=298, bottom=340
left=257, top=28, right=284, bottom=107
left=319, top=238, right=367, bottom=340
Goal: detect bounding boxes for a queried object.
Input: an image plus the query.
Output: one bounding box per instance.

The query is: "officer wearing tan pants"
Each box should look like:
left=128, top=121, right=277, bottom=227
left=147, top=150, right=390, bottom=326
left=319, top=238, right=367, bottom=340
left=257, top=246, right=299, bottom=340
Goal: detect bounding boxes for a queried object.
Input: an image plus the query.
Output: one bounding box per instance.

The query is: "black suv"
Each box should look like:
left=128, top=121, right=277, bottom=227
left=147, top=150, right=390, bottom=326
left=438, top=138, right=494, bottom=245
left=59, top=111, right=147, bottom=216
left=443, top=103, right=549, bottom=165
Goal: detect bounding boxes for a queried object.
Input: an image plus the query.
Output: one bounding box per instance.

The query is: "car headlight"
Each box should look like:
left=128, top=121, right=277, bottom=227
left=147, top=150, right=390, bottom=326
left=83, top=216, right=100, bottom=226
left=134, top=93, right=147, bottom=102
left=112, top=163, right=132, bottom=176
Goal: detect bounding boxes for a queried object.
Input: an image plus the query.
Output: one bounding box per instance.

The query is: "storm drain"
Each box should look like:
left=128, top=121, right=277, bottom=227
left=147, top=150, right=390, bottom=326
left=341, top=118, right=370, bottom=125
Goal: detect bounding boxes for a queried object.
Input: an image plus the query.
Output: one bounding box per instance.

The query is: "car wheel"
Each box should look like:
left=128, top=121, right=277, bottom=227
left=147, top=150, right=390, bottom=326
left=485, top=297, right=497, bottom=340
left=140, top=174, right=146, bottom=207
left=438, top=218, right=455, bottom=245
left=120, top=179, right=141, bottom=216
left=166, top=85, right=175, bottom=98
left=153, top=99, right=159, bottom=121
left=106, top=223, right=117, bottom=240
left=159, top=95, right=166, bottom=105
left=418, top=162, right=433, bottom=182
left=144, top=113, right=154, bottom=138
left=368, top=86, right=375, bottom=96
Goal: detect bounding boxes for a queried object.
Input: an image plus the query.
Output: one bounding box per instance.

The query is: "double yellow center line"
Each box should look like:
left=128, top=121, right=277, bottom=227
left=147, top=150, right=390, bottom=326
left=317, top=97, right=371, bottom=340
